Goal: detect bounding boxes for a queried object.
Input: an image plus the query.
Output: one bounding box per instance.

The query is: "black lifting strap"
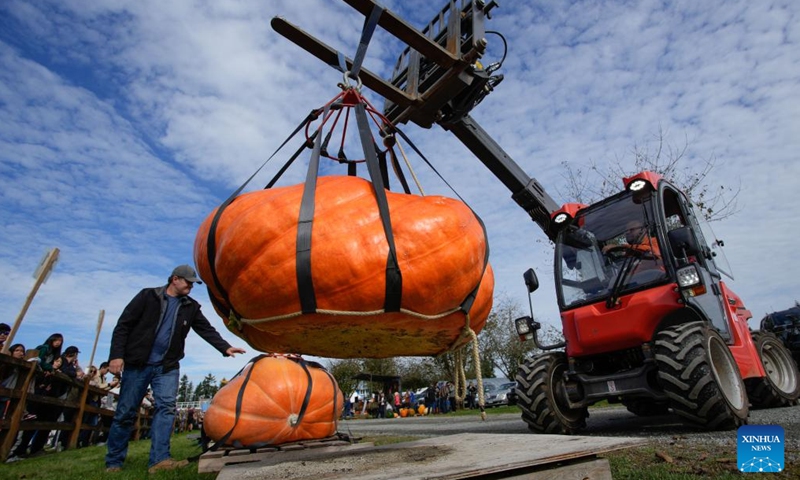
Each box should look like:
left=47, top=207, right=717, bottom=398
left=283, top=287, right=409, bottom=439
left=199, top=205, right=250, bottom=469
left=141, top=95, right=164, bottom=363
left=205, top=111, right=317, bottom=321
left=330, top=4, right=383, bottom=179
left=265, top=131, right=318, bottom=189
left=350, top=5, right=383, bottom=78
left=355, top=103, right=402, bottom=311
left=377, top=146, right=390, bottom=190
left=393, top=125, right=490, bottom=315
left=295, top=359, right=315, bottom=427
left=320, top=126, right=334, bottom=158
left=319, top=365, right=340, bottom=424
left=387, top=147, right=412, bottom=194
left=334, top=4, right=384, bottom=81
left=295, top=103, right=331, bottom=314
left=209, top=354, right=268, bottom=452
left=459, top=210, right=491, bottom=315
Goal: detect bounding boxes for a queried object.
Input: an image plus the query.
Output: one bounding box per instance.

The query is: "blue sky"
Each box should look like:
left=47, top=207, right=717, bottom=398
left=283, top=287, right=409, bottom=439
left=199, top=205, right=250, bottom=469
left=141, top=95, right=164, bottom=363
left=1, top=0, right=798, bottom=386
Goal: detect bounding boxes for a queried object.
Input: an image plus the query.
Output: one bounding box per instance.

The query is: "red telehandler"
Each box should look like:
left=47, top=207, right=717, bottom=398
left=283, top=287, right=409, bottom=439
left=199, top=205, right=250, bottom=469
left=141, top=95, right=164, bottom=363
left=272, top=0, right=799, bottom=432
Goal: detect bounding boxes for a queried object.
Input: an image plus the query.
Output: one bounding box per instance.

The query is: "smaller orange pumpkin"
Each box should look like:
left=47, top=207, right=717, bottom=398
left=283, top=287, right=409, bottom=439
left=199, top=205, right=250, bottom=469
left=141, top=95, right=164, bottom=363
left=204, top=354, right=343, bottom=447
left=418, top=405, right=427, bottom=416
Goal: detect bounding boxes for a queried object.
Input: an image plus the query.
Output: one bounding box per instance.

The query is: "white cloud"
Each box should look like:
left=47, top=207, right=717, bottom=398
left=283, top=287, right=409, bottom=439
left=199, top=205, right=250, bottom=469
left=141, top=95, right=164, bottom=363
left=1, top=0, right=799, bottom=386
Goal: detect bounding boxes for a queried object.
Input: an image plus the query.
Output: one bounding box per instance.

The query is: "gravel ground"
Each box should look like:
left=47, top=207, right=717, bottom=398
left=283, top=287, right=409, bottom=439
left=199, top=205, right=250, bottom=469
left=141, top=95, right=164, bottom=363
left=338, top=404, right=800, bottom=471
left=339, top=404, right=800, bottom=445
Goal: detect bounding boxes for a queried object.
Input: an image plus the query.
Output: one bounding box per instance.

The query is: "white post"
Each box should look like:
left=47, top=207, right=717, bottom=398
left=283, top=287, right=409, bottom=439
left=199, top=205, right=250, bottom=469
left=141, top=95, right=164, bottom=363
left=3, top=248, right=60, bottom=354
left=88, top=310, right=105, bottom=369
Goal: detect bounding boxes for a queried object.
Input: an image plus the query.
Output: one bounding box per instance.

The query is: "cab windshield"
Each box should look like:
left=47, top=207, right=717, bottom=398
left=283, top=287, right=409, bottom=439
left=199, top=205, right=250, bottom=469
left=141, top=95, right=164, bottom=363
left=555, top=191, right=669, bottom=309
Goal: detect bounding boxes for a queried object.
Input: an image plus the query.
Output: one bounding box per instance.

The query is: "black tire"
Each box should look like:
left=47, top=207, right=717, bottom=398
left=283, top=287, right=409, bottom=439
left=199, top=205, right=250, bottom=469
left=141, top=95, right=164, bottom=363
left=515, top=353, right=588, bottom=434
left=622, top=398, right=670, bottom=417
left=654, top=321, right=748, bottom=430
left=745, top=331, right=800, bottom=408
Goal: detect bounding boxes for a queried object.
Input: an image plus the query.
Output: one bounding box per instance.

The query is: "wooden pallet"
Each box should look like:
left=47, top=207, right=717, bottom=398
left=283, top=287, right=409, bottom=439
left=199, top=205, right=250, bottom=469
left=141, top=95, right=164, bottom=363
left=198, top=434, right=373, bottom=474
left=212, top=432, right=646, bottom=479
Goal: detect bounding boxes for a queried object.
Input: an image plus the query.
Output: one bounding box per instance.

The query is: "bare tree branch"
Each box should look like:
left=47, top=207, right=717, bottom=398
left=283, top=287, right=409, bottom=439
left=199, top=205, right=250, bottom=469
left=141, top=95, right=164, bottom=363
left=568, top=129, right=740, bottom=222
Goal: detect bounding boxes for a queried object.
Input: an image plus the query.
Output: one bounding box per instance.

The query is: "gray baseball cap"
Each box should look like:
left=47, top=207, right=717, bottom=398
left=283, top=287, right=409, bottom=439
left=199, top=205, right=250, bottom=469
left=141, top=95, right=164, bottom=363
left=171, top=264, right=203, bottom=284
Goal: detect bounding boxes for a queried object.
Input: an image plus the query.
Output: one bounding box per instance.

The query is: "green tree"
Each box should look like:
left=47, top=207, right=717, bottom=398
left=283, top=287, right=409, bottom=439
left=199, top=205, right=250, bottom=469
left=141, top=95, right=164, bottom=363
left=360, top=358, right=398, bottom=376
left=360, top=358, right=401, bottom=394
left=430, top=353, right=451, bottom=382
left=480, top=295, right=564, bottom=380
left=479, top=295, right=524, bottom=380
left=396, top=357, right=437, bottom=390
left=327, top=359, right=362, bottom=399
left=177, top=374, right=192, bottom=402
left=194, top=373, right=218, bottom=400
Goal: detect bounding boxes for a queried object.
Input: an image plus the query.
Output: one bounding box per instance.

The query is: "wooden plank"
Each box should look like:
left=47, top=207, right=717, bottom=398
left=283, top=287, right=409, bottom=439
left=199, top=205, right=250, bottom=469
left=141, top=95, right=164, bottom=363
left=494, top=458, right=612, bottom=480
left=215, top=433, right=645, bottom=480
left=68, top=377, right=92, bottom=448
left=0, top=360, right=37, bottom=461
left=0, top=387, right=22, bottom=399
left=199, top=442, right=376, bottom=474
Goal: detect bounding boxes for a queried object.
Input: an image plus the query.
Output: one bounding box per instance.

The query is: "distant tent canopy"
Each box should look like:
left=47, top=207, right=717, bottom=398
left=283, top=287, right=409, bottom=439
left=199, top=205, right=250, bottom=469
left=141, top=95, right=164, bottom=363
left=353, top=373, right=401, bottom=393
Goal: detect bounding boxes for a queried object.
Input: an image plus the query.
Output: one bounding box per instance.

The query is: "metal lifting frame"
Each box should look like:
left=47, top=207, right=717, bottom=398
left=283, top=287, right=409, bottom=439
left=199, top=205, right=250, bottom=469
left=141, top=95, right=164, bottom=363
left=271, top=0, right=560, bottom=238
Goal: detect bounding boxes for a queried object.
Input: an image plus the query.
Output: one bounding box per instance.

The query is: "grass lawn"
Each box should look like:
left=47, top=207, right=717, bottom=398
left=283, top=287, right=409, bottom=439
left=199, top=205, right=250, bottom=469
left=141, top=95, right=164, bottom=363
left=1, top=433, right=213, bottom=480
left=607, top=443, right=744, bottom=480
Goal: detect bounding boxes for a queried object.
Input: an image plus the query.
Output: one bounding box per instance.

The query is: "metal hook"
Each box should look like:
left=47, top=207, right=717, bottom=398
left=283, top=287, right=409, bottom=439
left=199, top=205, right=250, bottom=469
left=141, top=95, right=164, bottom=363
left=341, top=70, right=363, bottom=91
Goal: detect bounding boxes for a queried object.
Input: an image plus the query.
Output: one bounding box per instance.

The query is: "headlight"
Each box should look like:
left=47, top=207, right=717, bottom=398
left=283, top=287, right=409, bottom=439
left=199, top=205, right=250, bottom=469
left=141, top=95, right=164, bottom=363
left=515, top=317, right=532, bottom=335
left=676, top=265, right=707, bottom=297
left=677, top=265, right=700, bottom=288
left=628, top=179, right=648, bottom=191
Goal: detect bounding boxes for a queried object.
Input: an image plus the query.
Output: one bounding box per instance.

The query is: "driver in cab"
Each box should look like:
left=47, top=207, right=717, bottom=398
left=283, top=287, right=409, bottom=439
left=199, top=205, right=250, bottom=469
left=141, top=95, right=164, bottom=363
left=604, top=220, right=662, bottom=262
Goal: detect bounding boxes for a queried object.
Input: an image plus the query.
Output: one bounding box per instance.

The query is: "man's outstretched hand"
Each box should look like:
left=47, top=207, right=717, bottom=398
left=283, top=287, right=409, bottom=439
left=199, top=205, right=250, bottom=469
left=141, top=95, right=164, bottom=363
left=226, top=347, right=247, bottom=357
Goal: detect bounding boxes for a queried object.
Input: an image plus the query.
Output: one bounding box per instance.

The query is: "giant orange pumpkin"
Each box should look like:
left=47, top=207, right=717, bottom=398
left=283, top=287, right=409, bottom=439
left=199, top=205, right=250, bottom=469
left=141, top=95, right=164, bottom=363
left=203, top=355, right=343, bottom=447
left=194, top=175, right=494, bottom=358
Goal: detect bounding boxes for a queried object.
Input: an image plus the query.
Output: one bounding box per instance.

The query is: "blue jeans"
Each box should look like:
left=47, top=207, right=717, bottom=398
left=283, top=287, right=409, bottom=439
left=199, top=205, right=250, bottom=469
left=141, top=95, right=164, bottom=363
left=105, top=365, right=179, bottom=468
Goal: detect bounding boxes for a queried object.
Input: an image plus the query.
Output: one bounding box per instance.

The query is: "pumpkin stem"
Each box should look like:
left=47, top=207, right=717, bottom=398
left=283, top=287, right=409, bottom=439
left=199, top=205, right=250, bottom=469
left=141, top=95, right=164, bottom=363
left=288, top=413, right=300, bottom=426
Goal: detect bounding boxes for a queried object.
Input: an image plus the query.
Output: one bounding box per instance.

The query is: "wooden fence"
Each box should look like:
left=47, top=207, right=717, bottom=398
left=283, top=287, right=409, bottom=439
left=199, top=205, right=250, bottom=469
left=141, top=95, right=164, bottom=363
left=0, top=354, right=151, bottom=461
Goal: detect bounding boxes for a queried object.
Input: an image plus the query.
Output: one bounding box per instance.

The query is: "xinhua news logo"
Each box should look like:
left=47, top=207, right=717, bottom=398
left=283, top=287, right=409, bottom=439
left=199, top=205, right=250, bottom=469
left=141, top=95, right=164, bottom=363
left=737, top=425, right=784, bottom=473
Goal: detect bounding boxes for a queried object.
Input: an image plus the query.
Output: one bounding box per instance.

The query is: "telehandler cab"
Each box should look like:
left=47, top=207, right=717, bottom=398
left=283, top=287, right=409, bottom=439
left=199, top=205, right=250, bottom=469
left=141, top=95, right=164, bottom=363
left=515, top=172, right=799, bottom=432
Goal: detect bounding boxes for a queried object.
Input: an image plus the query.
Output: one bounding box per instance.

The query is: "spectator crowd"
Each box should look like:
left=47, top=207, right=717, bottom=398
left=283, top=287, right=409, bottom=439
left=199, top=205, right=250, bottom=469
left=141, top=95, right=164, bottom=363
left=0, top=324, right=143, bottom=463
left=344, top=380, right=481, bottom=419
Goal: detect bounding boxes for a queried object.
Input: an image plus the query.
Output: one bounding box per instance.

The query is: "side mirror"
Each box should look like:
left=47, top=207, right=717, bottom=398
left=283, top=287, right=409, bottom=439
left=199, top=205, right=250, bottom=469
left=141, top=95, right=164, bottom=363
left=667, top=226, right=700, bottom=258
left=523, top=268, right=539, bottom=293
